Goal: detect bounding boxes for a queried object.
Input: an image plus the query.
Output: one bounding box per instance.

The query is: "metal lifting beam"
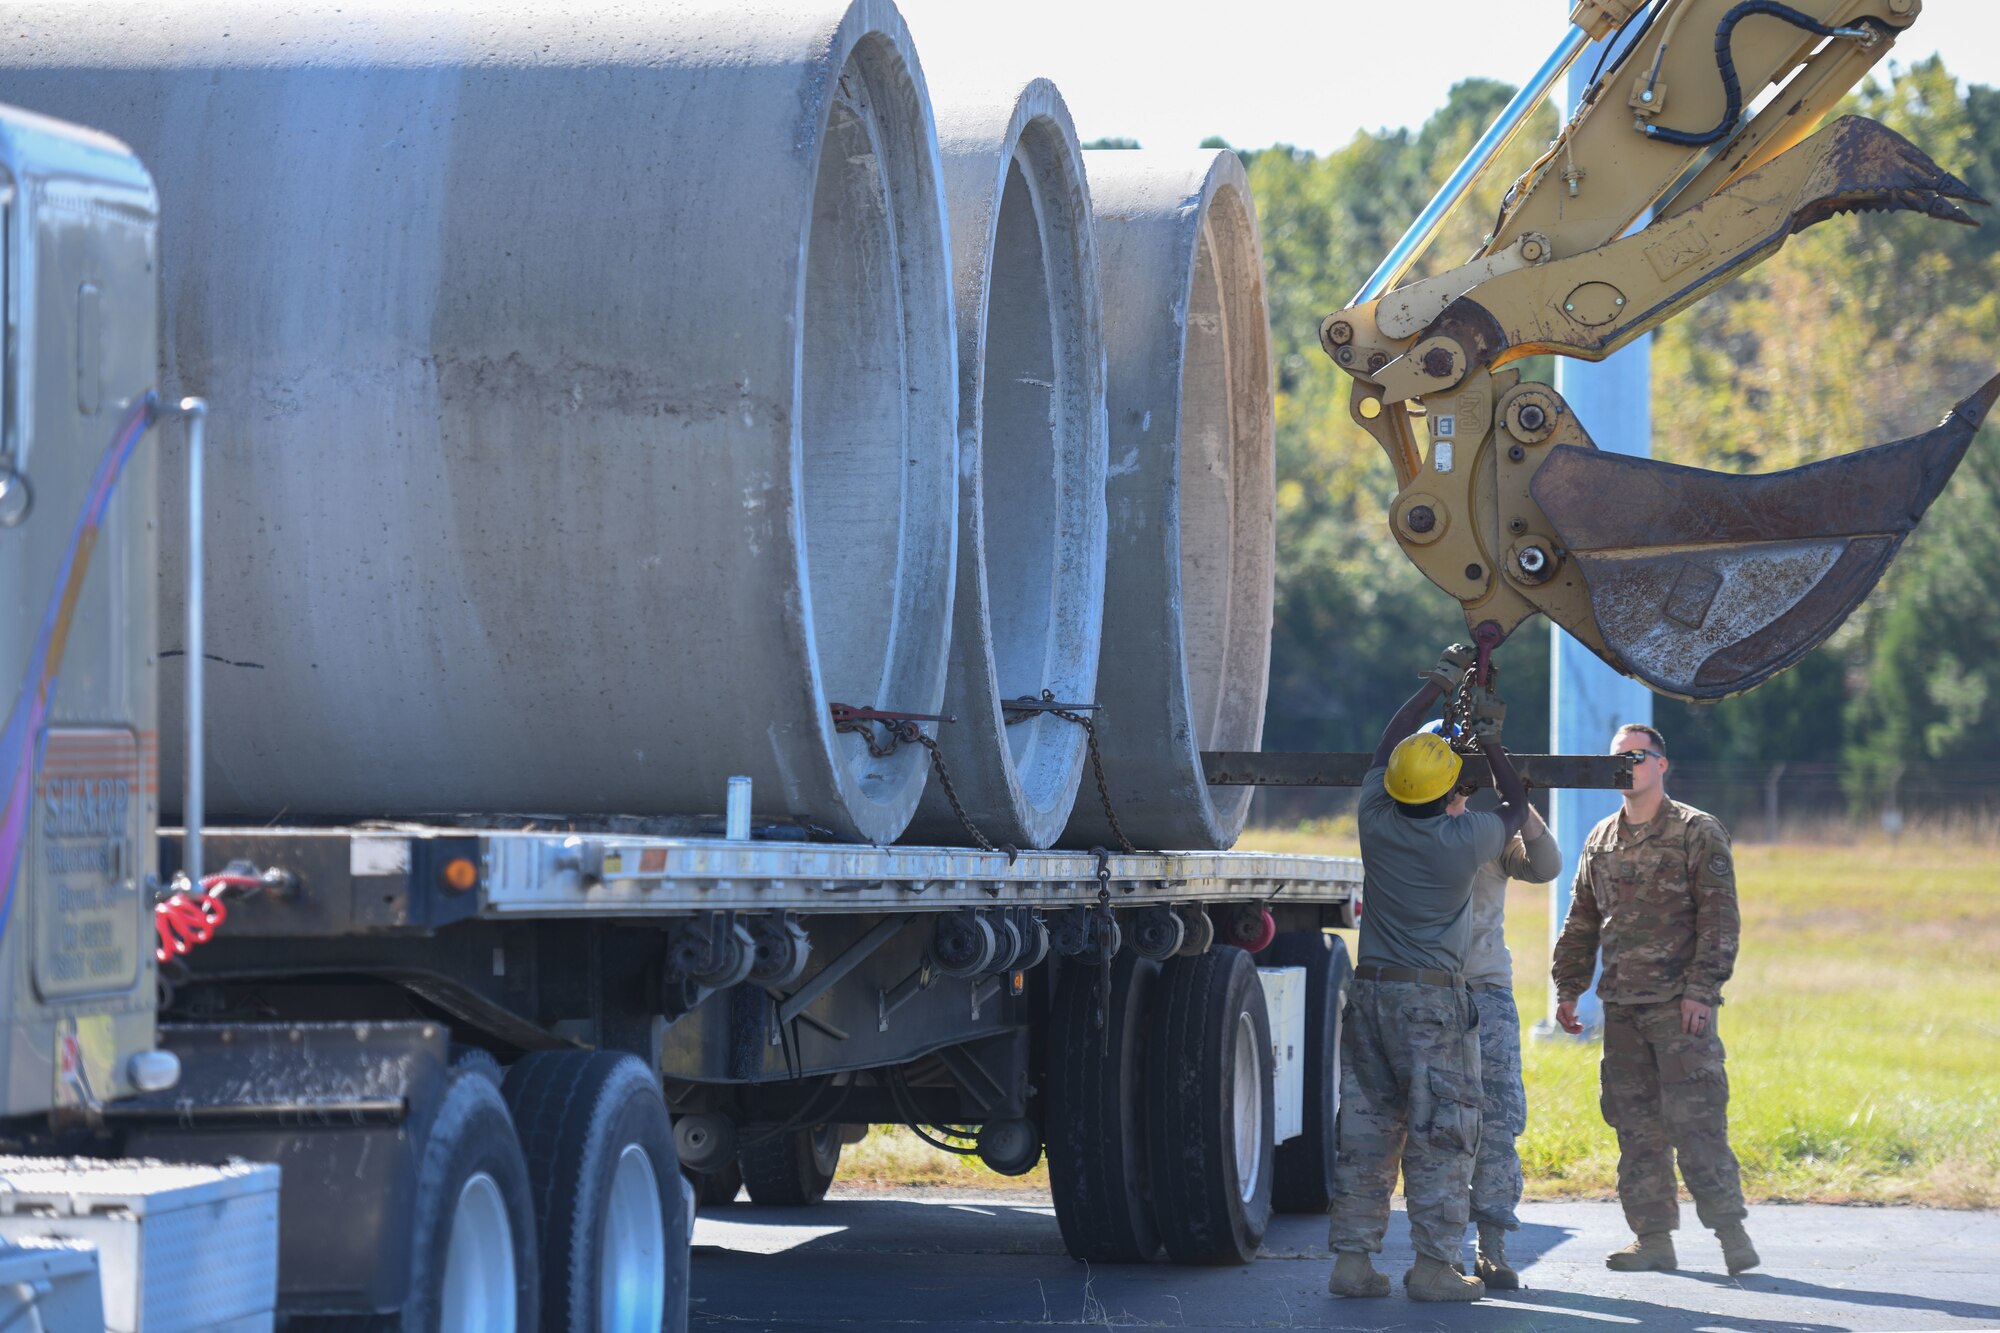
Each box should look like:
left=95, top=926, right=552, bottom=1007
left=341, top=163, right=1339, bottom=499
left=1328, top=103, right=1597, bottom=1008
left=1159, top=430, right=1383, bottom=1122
left=1202, top=751, right=1637, bottom=790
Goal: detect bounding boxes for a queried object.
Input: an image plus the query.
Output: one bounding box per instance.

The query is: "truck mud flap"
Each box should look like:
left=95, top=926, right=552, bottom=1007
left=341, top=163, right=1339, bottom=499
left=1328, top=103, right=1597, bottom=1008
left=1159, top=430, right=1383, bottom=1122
left=109, top=1020, right=448, bottom=1317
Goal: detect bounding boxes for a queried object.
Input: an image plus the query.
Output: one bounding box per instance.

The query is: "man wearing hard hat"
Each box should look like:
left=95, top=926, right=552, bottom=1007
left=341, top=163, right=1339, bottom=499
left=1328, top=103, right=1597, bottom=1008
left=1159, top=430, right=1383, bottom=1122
left=1327, top=645, right=1529, bottom=1304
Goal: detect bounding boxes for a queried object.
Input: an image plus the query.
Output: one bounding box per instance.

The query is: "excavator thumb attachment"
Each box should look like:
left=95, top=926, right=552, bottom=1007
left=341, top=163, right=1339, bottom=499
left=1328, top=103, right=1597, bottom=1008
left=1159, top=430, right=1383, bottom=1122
left=1531, top=373, right=2000, bottom=702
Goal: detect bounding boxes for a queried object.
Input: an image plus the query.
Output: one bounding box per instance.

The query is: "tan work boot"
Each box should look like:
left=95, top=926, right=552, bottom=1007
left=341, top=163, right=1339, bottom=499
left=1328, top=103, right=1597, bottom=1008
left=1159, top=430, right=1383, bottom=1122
left=1327, top=1251, right=1389, bottom=1298
left=1476, top=1223, right=1521, bottom=1290
left=1406, top=1255, right=1485, bottom=1302
left=1715, top=1221, right=1760, bottom=1274
left=1605, top=1232, right=1677, bottom=1272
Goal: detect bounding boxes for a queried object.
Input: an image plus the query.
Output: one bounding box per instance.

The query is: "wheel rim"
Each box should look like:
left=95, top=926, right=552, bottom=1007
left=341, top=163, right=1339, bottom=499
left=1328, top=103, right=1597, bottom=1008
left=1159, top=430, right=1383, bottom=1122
left=441, top=1172, right=516, bottom=1333
left=599, top=1143, right=668, bottom=1333
left=1233, top=1010, right=1264, bottom=1203
left=809, top=1124, right=841, bottom=1177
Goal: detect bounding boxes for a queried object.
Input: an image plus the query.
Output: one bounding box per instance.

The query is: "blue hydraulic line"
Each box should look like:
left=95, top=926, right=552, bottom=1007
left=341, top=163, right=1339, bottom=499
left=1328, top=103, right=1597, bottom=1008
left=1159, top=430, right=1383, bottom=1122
left=1352, top=24, right=1593, bottom=307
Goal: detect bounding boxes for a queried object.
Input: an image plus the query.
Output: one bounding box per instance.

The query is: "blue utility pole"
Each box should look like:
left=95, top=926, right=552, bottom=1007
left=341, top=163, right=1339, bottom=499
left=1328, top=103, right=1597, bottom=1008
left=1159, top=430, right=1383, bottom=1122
left=1542, top=11, right=1653, bottom=1037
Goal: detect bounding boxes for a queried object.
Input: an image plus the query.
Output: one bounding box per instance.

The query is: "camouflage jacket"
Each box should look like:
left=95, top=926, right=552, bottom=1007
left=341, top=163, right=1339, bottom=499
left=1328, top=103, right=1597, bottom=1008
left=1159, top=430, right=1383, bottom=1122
left=1551, top=797, right=1739, bottom=1007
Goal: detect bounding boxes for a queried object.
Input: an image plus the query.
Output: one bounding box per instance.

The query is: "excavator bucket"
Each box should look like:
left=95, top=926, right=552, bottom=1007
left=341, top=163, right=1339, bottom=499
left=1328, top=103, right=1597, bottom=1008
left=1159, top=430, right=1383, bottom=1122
left=1531, top=374, right=2000, bottom=702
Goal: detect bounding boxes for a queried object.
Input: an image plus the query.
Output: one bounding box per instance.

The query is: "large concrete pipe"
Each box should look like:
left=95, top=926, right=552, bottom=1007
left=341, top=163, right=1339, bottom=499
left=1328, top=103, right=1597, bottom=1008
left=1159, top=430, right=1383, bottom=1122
left=1066, top=151, right=1275, bottom=851
left=898, top=77, right=1107, bottom=849
left=2, top=1, right=960, bottom=843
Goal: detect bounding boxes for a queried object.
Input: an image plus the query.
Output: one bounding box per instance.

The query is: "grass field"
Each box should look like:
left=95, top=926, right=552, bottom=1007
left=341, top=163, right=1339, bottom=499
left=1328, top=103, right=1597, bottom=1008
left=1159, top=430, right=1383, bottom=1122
left=838, top=833, right=2000, bottom=1206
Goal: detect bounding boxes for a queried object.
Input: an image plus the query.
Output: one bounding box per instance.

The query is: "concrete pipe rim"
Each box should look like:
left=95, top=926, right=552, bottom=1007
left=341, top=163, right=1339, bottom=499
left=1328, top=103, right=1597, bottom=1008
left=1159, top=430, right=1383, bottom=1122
left=1175, top=164, right=1274, bottom=749
left=1168, top=157, right=1275, bottom=846
left=796, top=5, right=958, bottom=843
left=912, top=77, right=1108, bottom=848
left=1068, top=149, right=1275, bottom=850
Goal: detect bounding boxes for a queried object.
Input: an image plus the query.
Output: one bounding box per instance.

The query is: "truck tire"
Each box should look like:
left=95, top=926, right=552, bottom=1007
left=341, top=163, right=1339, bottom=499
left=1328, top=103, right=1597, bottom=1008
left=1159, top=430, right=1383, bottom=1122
left=1045, top=951, right=1163, bottom=1263
left=1261, top=931, right=1352, bottom=1214
left=738, top=1124, right=841, bottom=1206
left=1143, top=945, right=1274, bottom=1265
left=402, top=1064, right=541, bottom=1333
left=504, top=1051, right=687, bottom=1333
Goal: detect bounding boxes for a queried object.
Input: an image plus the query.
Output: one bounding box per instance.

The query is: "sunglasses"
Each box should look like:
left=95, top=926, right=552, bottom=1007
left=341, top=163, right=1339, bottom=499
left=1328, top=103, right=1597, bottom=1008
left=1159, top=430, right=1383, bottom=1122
left=1626, top=748, right=1666, bottom=763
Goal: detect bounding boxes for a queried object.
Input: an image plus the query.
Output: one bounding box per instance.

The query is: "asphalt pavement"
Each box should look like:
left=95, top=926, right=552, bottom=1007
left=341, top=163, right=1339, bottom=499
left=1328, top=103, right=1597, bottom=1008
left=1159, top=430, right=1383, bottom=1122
left=690, top=1189, right=2000, bottom=1331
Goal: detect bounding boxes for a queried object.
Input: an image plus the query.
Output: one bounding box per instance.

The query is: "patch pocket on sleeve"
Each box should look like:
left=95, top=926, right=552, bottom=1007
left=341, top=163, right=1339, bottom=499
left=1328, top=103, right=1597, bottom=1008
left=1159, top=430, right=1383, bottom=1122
left=1421, top=1065, right=1483, bottom=1154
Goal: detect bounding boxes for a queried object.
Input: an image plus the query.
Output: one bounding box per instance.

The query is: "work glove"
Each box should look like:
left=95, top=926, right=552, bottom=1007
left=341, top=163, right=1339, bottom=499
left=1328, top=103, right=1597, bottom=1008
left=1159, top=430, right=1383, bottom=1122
left=1470, top=689, right=1507, bottom=747
left=1422, top=643, right=1476, bottom=696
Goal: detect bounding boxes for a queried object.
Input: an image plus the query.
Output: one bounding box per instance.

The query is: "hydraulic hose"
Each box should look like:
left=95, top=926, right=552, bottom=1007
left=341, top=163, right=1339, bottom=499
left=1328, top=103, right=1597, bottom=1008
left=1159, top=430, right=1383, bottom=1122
left=1643, top=1, right=1878, bottom=148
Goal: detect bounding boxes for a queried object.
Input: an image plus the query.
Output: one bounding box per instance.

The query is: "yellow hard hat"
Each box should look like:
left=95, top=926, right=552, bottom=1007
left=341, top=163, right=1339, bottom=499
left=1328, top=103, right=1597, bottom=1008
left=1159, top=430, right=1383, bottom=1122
left=1385, top=731, right=1462, bottom=805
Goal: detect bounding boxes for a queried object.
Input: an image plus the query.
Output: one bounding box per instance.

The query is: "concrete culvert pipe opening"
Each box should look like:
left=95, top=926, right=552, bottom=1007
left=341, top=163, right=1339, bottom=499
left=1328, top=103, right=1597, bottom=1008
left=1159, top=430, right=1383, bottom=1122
left=900, top=76, right=1108, bottom=849
left=801, top=29, right=960, bottom=832
left=1, top=1, right=958, bottom=845
left=1067, top=150, right=1275, bottom=851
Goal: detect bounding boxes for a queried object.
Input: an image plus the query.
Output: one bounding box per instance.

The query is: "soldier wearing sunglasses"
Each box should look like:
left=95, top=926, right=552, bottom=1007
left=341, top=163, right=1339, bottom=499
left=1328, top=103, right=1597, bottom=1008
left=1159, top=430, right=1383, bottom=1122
left=1552, top=722, right=1757, bottom=1277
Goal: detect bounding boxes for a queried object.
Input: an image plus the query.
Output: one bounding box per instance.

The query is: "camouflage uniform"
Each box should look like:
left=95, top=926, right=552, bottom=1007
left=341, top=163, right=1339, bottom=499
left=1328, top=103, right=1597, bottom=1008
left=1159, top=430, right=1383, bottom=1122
left=1465, top=831, right=1561, bottom=1233
left=1552, top=798, right=1746, bottom=1235
left=1328, top=980, right=1483, bottom=1263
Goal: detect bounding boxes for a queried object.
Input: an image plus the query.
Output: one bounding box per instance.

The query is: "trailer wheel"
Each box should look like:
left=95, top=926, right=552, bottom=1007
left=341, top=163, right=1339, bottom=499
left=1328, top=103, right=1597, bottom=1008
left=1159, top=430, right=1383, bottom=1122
left=738, top=1124, right=841, bottom=1206
left=401, top=1064, right=541, bottom=1333
left=690, top=1159, right=743, bottom=1207
left=1260, top=931, right=1352, bottom=1214
left=1144, top=946, right=1274, bottom=1265
left=505, top=1052, right=686, bottom=1333
left=1045, top=951, right=1162, bottom=1262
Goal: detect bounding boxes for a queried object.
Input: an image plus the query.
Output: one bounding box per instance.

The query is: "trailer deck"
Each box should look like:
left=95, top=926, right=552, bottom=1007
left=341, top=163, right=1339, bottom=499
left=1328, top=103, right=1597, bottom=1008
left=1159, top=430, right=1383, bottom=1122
left=169, top=827, right=1364, bottom=920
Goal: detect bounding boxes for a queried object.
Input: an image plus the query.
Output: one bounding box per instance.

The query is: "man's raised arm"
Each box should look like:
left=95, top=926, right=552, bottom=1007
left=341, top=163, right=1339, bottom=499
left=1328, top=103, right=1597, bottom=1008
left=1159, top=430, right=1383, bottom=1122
left=1470, top=688, right=1529, bottom=839
left=1371, top=644, right=1475, bottom=768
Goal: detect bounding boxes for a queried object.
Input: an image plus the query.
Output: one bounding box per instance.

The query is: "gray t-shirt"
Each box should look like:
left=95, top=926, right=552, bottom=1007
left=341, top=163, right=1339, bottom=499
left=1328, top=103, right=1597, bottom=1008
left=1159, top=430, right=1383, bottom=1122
left=1355, top=764, right=1505, bottom=974
left=1463, top=827, right=1563, bottom=988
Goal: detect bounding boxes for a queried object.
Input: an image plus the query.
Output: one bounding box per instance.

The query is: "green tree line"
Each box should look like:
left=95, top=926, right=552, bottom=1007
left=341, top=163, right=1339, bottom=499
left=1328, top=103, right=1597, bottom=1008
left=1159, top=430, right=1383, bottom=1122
left=1236, top=58, right=2000, bottom=814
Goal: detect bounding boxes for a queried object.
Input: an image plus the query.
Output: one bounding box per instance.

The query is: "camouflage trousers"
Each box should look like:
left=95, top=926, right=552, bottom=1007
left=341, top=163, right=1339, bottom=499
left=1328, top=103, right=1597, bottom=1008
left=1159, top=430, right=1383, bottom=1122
left=1469, top=986, right=1525, bottom=1231
left=1600, top=999, right=1747, bottom=1234
left=1328, top=979, right=1482, bottom=1263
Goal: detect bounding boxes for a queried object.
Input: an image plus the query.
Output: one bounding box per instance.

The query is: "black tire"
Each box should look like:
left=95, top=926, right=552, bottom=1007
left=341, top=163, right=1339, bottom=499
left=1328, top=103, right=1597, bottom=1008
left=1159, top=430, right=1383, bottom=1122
left=401, top=1065, right=541, bottom=1332
left=690, top=1158, right=743, bottom=1208
left=451, top=1045, right=504, bottom=1085
left=504, top=1051, right=688, bottom=1333
left=1044, top=951, right=1163, bottom=1263
left=1144, top=945, right=1275, bottom=1265
left=737, top=1124, right=841, bottom=1206
left=1261, top=931, right=1352, bottom=1214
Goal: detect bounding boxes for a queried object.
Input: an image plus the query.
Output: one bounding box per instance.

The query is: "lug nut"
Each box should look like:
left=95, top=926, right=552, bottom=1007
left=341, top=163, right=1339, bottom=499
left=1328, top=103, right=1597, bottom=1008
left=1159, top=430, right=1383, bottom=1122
left=1421, top=346, right=1457, bottom=378
left=1406, top=505, right=1436, bottom=534
left=1518, top=545, right=1549, bottom=575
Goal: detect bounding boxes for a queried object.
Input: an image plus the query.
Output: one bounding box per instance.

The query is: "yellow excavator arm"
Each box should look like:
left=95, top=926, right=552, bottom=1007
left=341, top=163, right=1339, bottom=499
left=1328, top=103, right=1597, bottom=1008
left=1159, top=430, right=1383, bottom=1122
left=1324, top=0, right=1996, bottom=701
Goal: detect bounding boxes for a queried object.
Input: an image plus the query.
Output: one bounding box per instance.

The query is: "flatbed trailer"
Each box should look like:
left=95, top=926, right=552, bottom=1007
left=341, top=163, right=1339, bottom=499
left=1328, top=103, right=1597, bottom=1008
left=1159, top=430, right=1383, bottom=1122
left=114, top=827, right=1364, bottom=1323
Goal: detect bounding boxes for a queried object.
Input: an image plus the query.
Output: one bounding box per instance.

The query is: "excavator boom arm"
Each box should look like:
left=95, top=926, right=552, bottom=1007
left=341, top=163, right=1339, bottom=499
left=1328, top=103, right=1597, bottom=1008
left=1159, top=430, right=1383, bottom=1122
left=1323, top=0, right=1993, bottom=701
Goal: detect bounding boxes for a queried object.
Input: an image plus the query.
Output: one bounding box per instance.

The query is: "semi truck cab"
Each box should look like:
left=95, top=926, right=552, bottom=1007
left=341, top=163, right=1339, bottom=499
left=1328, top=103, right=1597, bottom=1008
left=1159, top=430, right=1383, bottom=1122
left=0, top=103, right=164, bottom=1122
